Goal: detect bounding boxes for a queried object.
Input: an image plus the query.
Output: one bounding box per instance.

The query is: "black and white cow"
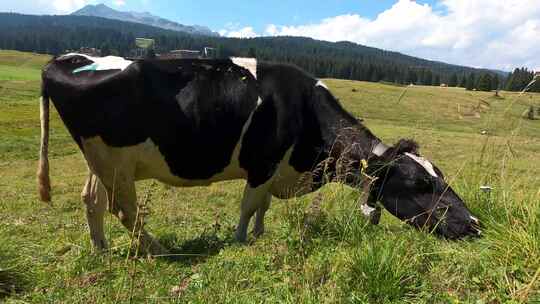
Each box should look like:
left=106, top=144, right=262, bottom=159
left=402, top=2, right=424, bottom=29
left=38, top=54, right=481, bottom=255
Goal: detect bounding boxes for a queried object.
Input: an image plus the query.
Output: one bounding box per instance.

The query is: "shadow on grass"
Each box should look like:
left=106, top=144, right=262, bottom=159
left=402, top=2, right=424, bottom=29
left=0, top=263, right=31, bottom=299
left=157, top=230, right=235, bottom=265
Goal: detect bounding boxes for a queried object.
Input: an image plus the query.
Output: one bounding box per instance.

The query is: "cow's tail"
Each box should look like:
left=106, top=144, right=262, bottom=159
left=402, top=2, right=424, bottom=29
left=37, top=93, right=51, bottom=202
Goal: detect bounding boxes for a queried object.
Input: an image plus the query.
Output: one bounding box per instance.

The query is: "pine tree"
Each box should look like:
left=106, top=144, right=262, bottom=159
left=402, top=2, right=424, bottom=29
left=504, top=70, right=516, bottom=91
left=433, top=74, right=441, bottom=86
left=491, top=75, right=500, bottom=91
left=248, top=47, right=257, bottom=58
left=530, top=72, right=540, bottom=92
left=423, top=70, right=433, bottom=86
left=466, top=73, right=476, bottom=91
left=505, top=68, right=535, bottom=92
left=476, top=73, right=492, bottom=91
left=406, top=69, right=417, bottom=84
left=459, top=75, right=467, bottom=88
left=449, top=73, right=458, bottom=87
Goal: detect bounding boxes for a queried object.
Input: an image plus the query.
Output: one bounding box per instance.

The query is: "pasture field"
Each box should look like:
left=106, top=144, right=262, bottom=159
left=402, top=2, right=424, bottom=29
left=0, top=50, right=539, bottom=303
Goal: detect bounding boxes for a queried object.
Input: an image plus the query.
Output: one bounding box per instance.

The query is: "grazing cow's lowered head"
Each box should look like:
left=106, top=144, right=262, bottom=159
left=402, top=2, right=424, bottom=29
left=359, top=139, right=482, bottom=239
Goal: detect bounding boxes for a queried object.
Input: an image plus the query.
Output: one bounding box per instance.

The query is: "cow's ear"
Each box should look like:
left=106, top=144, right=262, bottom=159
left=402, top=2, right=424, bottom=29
left=394, top=138, right=419, bottom=154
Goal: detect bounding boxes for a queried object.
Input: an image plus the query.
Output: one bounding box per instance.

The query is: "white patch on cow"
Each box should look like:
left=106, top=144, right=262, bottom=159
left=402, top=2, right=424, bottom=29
left=404, top=152, right=438, bottom=178
left=372, top=142, right=389, bottom=157
left=270, top=146, right=314, bottom=199
left=470, top=216, right=479, bottom=224
left=62, top=53, right=133, bottom=74
left=316, top=80, right=328, bottom=89
left=231, top=57, right=257, bottom=79
left=360, top=204, right=376, bottom=217
left=257, top=97, right=263, bottom=106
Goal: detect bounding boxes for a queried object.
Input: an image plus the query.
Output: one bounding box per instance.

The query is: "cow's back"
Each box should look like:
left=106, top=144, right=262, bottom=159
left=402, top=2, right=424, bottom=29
left=43, top=56, right=261, bottom=184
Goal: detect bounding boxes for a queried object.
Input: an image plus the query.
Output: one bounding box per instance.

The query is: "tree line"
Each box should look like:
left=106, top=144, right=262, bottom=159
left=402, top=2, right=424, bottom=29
left=504, top=68, right=540, bottom=92
left=1, top=13, right=530, bottom=91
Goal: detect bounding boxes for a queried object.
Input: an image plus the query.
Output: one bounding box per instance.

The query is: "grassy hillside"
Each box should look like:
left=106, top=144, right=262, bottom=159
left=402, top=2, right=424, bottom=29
left=0, top=50, right=538, bottom=303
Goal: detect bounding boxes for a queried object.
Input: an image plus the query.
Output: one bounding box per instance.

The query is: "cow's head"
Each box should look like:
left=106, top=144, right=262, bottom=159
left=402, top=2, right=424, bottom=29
left=368, top=139, right=481, bottom=239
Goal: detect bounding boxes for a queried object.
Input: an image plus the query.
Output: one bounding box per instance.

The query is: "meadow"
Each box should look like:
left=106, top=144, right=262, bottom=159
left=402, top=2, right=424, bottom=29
left=0, top=50, right=539, bottom=303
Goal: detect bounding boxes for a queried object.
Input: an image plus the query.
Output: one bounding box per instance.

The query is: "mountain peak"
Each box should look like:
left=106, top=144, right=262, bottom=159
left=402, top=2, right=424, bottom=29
left=71, top=4, right=218, bottom=36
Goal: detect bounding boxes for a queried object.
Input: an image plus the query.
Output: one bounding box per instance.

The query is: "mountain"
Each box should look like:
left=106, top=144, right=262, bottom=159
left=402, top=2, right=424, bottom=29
left=71, top=4, right=218, bottom=36
left=0, top=13, right=506, bottom=87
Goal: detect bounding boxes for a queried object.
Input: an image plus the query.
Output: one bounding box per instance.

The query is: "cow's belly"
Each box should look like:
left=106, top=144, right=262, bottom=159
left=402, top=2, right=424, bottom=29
left=82, top=136, right=246, bottom=187
left=270, top=148, right=314, bottom=199
left=135, top=138, right=247, bottom=187
left=81, top=136, right=314, bottom=195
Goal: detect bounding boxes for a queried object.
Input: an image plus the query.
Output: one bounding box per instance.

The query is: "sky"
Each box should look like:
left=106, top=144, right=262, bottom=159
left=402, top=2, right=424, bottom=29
left=2, top=0, right=539, bottom=71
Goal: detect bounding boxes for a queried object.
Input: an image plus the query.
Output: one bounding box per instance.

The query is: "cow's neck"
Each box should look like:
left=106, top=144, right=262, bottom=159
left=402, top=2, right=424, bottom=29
left=310, top=100, right=386, bottom=186
left=313, top=107, right=382, bottom=161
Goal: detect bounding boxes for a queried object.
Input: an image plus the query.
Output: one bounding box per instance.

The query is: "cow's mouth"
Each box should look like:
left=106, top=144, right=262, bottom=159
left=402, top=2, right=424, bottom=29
left=404, top=206, right=483, bottom=239
left=433, top=215, right=483, bottom=239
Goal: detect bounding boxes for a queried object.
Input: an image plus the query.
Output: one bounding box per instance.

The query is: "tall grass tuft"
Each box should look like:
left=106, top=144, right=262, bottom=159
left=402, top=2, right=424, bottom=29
left=344, top=236, right=427, bottom=303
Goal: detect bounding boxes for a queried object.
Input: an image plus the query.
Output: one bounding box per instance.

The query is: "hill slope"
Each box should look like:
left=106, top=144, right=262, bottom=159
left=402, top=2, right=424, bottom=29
left=71, top=4, right=218, bottom=36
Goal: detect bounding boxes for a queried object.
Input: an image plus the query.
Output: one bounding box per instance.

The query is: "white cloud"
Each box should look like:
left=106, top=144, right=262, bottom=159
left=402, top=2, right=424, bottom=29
left=52, top=0, right=91, bottom=13
left=220, top=26, right=257, bottom=38
left=261, top=0, right=540, bottom=71
left=113, top=0, right=126, bottom=6
left=0, top=0, right=93, bottom=14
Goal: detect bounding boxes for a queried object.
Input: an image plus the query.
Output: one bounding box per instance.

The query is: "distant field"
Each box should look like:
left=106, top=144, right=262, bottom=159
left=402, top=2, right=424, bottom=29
left=0, top=50, right=539, bottom=303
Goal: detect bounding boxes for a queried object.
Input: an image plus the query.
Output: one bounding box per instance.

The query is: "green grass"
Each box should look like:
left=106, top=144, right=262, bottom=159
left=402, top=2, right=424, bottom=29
left=0, top=50, right=539, bottom=303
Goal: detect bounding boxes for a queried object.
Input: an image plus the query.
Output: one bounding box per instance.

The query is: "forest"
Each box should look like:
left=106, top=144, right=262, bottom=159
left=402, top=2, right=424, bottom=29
left=0, top=12, right=536, bottom=92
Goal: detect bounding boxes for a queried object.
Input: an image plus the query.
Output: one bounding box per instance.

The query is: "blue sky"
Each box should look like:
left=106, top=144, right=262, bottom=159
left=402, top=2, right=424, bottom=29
left=133, top=0, right=437, bottom=33
left=1, top=0, right=539, bottom=71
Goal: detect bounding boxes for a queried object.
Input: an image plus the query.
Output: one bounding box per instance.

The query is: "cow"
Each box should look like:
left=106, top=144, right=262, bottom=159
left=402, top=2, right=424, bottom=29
left=38, top=54, right=481, bottom=255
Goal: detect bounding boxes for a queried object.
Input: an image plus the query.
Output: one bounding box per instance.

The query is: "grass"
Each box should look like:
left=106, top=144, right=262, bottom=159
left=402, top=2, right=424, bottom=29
left=0, top=50, right=539, bottom=303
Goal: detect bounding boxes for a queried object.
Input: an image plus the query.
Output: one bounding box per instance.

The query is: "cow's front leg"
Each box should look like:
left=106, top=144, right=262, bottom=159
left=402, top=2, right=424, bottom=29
left=253, top=193, right=272, bottom=238
left=235, top=181, right=272, bottom=242
left=360, top=203, right=382, bottom=225
left=358, top=182, right=381, bottom=225
left=81, top=172, right=108, bottom=251
left=105, top=178, right=168, bottom=256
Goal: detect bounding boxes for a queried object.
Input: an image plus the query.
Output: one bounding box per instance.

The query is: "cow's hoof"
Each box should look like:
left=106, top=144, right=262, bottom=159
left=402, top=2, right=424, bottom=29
left=234, top=230, right=248, bottom=243
left=252, top=227, right=264, bottom=238
left=91, top=239, right=108, bottom=253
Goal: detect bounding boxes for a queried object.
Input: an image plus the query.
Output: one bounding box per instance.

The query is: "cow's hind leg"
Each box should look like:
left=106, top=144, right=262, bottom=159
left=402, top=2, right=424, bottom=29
left=105, top=177, right=168, bottom=256
left=253, top=193, right=271, bottom=238
left=81, top=172, right=108, bottom=251
left=235, top=181, right=272, bottom=242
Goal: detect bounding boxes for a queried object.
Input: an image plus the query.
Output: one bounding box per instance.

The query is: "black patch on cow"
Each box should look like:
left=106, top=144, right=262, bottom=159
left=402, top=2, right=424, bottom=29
left=239, top=63, right=308, bottom=187
left=43, top=57, right=259, bottom=180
